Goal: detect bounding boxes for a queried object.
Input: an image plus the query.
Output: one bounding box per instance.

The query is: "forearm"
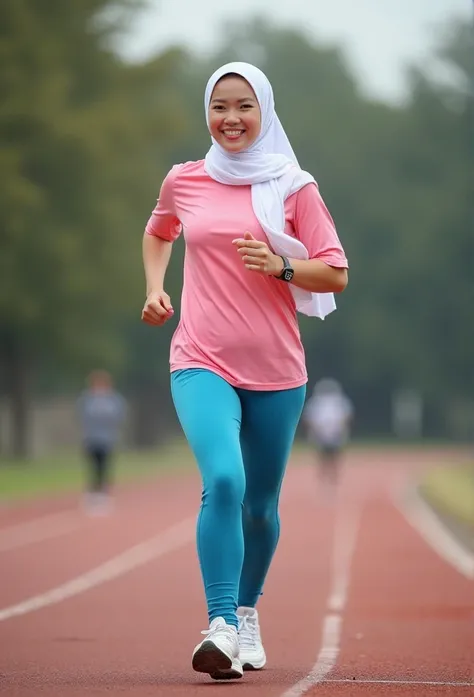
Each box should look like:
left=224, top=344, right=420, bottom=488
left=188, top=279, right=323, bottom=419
left=282, top=258, right=348, bottom=293
left=142, top=233, right=173, bottom=294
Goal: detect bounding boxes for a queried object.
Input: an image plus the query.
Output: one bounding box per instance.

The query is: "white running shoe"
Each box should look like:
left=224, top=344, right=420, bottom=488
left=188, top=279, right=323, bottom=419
left=82, top=492, right=113, bottom=517
left=237, top=606, right=267, bottom=670
left=192, top=617, right=243, bottom=680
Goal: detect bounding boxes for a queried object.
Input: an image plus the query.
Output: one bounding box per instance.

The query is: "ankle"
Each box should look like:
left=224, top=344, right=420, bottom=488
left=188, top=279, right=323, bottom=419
left=209, top=615, right=238, bottom=630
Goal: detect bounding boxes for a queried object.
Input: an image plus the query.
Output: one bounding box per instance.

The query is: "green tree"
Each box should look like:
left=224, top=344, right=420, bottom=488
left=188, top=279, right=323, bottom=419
left=337, top=18, right=473, bottom=432
left=0, top=0, right=186, bottom=457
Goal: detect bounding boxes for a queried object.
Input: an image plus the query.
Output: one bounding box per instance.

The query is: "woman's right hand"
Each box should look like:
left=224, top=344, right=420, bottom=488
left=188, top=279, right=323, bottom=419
left=141, top=290, right=174, bottom=326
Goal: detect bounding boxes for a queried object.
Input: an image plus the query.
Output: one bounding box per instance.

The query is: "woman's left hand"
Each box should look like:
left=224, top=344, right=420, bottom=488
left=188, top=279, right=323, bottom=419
left=232, top=231, right=283, bottom=276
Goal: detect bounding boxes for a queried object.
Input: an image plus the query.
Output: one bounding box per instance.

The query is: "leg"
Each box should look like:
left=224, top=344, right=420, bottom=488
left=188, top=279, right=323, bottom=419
left=237, top=385, right=306, bottom=608
left=171, top=369, right=245, bottom=628
left=319, top=444, right=342, bottom=492
left=95, top=447, right=110, bottom=494
left=85, top=446, right=101, bottom=493
left=83, top=446, right=110, bottom=515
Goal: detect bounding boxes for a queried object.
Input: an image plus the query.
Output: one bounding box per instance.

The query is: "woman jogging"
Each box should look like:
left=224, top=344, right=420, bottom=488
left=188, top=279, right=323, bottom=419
left=141, top=61, right=348, bottom=680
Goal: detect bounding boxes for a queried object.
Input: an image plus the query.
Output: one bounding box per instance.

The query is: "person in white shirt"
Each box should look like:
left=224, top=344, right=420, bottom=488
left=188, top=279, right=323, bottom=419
left=303, top=378, right=353, bottom=488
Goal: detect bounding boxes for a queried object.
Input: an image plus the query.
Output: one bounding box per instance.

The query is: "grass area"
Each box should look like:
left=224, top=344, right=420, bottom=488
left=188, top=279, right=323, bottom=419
left=348, top=437, right=467, bottom=450
left=419, top=461, right=474, bottom=527
left=2, top=437, right=471, bottom=509
left=0, top=440, right=193, bottom=503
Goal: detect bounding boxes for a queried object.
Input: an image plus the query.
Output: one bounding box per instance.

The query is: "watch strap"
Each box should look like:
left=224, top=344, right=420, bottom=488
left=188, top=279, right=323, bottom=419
left=277, top=256, right=294, bottom=282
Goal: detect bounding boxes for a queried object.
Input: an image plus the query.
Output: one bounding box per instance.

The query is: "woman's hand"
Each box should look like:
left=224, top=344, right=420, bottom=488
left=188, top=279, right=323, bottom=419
left=232, top=232, right=283, bottom=276
left=141, top=290, right=174, bottom=326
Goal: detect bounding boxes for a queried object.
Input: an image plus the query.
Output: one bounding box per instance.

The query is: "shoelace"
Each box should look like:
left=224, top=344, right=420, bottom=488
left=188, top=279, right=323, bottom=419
left=238, top=615, right=259, bottom=649
left=201, top=623, right=236, bottom=643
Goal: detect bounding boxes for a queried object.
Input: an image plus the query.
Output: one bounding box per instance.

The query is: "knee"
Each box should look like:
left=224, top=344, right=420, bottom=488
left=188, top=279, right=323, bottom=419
left=243, top=500, right=278, bottom=527
left=205, top=472, right=245, bottom=508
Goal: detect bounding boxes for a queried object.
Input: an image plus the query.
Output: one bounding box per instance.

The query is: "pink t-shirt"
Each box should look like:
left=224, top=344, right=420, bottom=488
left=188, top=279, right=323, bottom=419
left=146, top=160, right=348, bottom=391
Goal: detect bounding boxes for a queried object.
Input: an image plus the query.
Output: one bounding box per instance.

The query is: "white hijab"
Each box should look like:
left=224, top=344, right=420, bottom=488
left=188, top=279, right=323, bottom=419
left=203, top=61, right=336, bottom=319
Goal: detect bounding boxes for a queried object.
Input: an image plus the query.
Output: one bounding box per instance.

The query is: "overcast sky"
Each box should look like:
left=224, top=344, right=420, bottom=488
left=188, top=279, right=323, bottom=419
left=119, top=0, right=472, bottom=102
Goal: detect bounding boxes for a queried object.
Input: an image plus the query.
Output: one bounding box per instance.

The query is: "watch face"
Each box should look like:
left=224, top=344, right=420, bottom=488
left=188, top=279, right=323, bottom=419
left=283, top=268, right=294, bottom=282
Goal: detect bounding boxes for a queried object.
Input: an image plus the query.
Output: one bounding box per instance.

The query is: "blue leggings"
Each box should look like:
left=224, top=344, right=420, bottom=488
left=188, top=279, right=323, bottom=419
left=171, top=368, right=306, bottom=628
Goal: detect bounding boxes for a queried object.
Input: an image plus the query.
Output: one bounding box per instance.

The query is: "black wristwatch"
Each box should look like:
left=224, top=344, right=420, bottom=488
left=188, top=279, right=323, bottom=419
left=276, top=256, right=294, bottom=282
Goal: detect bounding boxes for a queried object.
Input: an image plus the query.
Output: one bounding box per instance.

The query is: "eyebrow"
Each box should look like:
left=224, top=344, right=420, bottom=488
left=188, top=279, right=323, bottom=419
left=210, top=97, right=257, bottom=104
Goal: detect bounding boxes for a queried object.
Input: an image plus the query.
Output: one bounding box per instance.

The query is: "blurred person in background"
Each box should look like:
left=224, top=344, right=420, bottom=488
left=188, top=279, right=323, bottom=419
left=141, top=62, right=348, bottom=680
left=303, top=378, right=353, bottom=494
left=76, top=369, right=127, bottom=515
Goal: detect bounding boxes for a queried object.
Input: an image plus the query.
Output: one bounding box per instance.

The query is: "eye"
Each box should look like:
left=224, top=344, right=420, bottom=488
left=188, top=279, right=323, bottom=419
left=212, top=104, right=225, bottom=111
left=240, top=103, right=254, bottom=110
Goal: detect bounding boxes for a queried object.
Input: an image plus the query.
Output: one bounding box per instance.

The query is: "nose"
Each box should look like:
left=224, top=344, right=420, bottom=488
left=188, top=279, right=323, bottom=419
left=224, top=110, right=241, bottom=125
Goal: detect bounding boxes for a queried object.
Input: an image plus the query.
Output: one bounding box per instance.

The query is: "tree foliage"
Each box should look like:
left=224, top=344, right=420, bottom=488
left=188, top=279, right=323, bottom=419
left=0, top=0, right=186, bottom=454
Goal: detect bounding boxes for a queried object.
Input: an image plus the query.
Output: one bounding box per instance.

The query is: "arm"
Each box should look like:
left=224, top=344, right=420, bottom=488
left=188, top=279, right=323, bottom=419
left=234, top=233, right=347, bottom=292
left=272, top=257, right=347, bottom=293
left=234, top=183, right=349, bottom=293
left=285, top=182, right=348, bottom=293
left=141, top=166, right=182, bottom=326
left=142, top=233, right=173, bottom=295
left=141, top=235, right=174, bottom=325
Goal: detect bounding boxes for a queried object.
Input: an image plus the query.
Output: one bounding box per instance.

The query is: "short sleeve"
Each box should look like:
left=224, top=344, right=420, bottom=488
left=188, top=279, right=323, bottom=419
left=291, top=183, right=348, bottom=268
left=145, top=164, right=183, bottom=241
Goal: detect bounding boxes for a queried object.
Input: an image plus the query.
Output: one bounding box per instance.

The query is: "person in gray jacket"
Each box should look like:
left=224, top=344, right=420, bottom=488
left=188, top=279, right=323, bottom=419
left=76, top=370, right=127, bottom=512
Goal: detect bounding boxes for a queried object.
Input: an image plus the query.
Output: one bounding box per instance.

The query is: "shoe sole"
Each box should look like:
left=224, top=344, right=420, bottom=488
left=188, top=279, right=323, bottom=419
left=192, top=640, right=243, bottom=680
left=240, top=650, right=266, bottom=671
left=242, top=660, right=266, bottom=671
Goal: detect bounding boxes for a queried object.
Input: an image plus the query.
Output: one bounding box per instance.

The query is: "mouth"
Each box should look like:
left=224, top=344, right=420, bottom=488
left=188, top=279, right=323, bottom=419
left=221, top=129, right=245, bottom=141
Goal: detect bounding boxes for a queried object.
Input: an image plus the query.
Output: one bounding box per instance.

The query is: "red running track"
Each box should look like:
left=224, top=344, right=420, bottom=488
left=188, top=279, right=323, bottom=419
left=0, top=448, right=472, bottom=697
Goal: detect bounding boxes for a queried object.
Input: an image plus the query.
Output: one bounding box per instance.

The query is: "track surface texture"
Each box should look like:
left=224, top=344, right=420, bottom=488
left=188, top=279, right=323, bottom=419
left=0, top=448, right=472, bottom=696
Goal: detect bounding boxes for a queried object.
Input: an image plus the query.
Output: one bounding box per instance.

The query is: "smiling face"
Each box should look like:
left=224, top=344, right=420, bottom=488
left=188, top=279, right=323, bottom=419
left=208, top=74, right=262, bottom=153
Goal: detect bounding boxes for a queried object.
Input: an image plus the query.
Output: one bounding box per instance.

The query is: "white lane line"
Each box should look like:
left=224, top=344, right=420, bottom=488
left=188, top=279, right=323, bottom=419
left=326, top=679, right=474, bottom=687
left=0, top=511, right=83, bottom=553
left=281, top=500, right=362, bottom=697
left=398, top=487, right=474, bottom=580
left=0, top=517, right=195, bottom=622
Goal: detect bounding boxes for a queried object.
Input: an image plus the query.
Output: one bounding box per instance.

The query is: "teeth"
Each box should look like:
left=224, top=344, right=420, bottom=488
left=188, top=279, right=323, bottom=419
left=223, top=130, right=243, bottom=136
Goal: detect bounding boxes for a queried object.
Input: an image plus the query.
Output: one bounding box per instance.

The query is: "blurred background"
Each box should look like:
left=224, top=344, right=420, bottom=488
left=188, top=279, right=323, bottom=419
left=0, top=0, right=473, bottom=473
